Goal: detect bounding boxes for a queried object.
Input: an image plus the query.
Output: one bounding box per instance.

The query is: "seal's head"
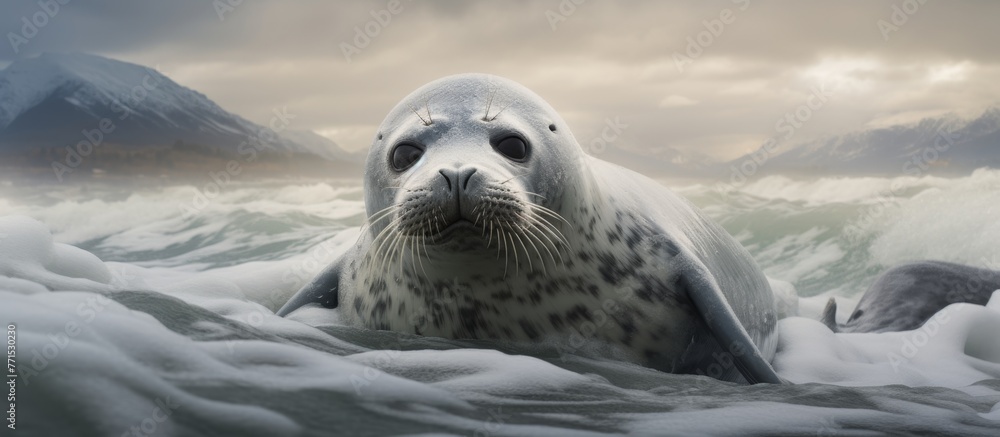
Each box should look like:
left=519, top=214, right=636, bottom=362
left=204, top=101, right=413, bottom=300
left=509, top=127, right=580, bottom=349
left=364, top=74, right=587, bottom=266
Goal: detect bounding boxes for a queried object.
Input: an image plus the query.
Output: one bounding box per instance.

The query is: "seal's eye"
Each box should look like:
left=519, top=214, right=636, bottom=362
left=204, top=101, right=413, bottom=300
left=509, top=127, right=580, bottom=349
left=390, top=143, right=423, bottom=171
left=493, top=136, right=528, bottom=162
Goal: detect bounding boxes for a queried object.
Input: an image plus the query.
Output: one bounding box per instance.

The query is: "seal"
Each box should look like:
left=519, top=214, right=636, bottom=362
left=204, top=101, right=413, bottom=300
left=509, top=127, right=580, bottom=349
left=822, top=261, right=1000, bottom=333
left=278, top=74, right=782, bottom=384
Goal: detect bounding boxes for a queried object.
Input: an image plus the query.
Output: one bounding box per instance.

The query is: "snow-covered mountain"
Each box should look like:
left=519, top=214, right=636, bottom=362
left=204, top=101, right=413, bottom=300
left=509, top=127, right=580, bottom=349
left=734, top=108, right=1000, bottom=177
left=0, top=53, right=356, bottom=162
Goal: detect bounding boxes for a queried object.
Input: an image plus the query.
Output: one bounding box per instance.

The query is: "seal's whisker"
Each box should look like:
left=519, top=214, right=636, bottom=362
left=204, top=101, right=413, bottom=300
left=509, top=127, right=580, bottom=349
left=488, top=218, right=497, bottom=251
left=512, top=230, right=530, bottom=271
left=531, top=204, right=570, bottom=226
left=488, top=100, right=512, bottom=122
left=410, top=105, right=431, bottom=126
left=386, top=230, right=404, bottom=277
left=365, top=206, right=399, bottom=228
left=522, top=221, right=557, bottom=268
left=365, top=216, right=402, bottom=266
left=359, top=205, right=398, bottom=234
left=475, top=211, right=487, bottom=238
left=518, top=191, right=547, bottom=200
left=483, top=85, right=498, bottom=121
left=434, top=207, right=444, bottom=236
left=420, top=233, right=430, bottom=275
left=529, top=211, right=571, bottom=247
left=498, top=173, right=529, bottom=185
left=410, top=230, right=427, bottom=278
left=366, top=218, right=399, bottom=279
left=527, top=219, right=564, bottom=265
left=513, top=228, right=542, bottom=274
left=366, top=221, right=395, bottom=275
left=507, top=231, right=520, bottom=276
left=500, top=228, right=510, bottom=278
left=525, top=213, right=569, bottom=250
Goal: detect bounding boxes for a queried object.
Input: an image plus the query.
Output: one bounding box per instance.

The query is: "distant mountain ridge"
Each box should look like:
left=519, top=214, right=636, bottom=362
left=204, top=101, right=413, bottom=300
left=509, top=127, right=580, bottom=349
left=3, top=53, right=996, bottom=181
left=726, top=107, right=1000, bottom=178
left=0, top=53, right=358, bottom=162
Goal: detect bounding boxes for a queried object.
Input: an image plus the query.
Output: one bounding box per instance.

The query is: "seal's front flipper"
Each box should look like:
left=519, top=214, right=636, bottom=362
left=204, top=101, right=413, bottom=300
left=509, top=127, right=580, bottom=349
left=679, top=256, right=784, bottom=385
left=277, top=257, right=343, bottom=317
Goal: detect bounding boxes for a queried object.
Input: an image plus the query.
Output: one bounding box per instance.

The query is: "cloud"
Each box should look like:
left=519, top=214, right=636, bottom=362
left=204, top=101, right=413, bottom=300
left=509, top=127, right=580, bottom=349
left=659, top=95, right=699, bottom=108
left=1, top=0, right=998, bottom=160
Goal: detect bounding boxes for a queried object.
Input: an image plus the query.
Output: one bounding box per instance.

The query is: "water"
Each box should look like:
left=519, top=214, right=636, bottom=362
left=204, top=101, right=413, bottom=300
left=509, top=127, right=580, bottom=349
left=1, top=170, right=999, bottom=435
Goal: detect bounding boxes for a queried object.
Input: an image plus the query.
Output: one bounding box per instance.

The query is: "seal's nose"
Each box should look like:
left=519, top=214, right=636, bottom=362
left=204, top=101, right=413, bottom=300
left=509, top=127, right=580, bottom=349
left=438, top=168, right=455, bottom=191
left=459, top=167, right=477, bottom=191
left=438, top=167, right=478, bottom=193
left=439, top=166, right=480, bottom=221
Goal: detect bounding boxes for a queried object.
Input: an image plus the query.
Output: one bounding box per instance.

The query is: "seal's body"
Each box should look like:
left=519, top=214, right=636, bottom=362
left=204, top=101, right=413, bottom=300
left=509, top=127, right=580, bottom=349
left=279, top=74, right=781, bottom=384
left=822, top=261, right=1000, bottom=333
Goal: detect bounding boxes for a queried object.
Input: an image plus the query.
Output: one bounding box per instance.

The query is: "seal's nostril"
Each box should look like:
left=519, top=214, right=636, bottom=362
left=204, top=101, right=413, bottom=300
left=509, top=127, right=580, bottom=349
left=460, top=168, right=477, bottom=191
left=439, top=169, right=453, bottom=191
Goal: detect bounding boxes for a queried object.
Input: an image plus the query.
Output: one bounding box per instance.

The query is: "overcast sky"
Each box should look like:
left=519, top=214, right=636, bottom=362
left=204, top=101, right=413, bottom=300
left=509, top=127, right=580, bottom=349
left=2, top=0, right=998, bottom=160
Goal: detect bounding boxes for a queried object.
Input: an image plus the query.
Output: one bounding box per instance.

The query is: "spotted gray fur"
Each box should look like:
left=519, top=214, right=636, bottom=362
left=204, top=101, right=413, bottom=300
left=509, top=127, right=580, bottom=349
left=278, top=74, right=782, bottom=384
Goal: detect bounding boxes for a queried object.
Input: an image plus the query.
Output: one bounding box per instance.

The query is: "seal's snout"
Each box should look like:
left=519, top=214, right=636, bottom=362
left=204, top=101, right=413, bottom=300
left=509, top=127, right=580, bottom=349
left=437, top=166, right=479, bottom=193
left=438, top=165, right=482, bottom=222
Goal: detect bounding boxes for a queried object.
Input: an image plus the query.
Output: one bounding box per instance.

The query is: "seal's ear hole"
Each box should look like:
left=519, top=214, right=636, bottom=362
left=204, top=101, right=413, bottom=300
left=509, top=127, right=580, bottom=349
left=390, top=143, right=424, bottom=171
left=548, top=124, right=557, bottom=132
left=492, top=136, right=529, bottom=162
left=377, top=132, right=383, bottom=140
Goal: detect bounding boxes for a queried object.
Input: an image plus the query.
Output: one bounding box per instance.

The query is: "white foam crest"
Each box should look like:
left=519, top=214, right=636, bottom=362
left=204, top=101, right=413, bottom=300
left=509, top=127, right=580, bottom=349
left=681, top=171, right=1000, bottom=207
left=349, top=349, right=604, bottom=399
left=3, top=193, right=189, bottom=245
left=774, top=300, right=1000, bottom=389
left=753, top=227, right=845, bottom=285
left=1, top=290, right=470, bottom=435
left=864, top=170, right=1000, bottom=268
left=1, top=184, right=365, bottom=249
left=0, top=215, right=111, bottom=292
